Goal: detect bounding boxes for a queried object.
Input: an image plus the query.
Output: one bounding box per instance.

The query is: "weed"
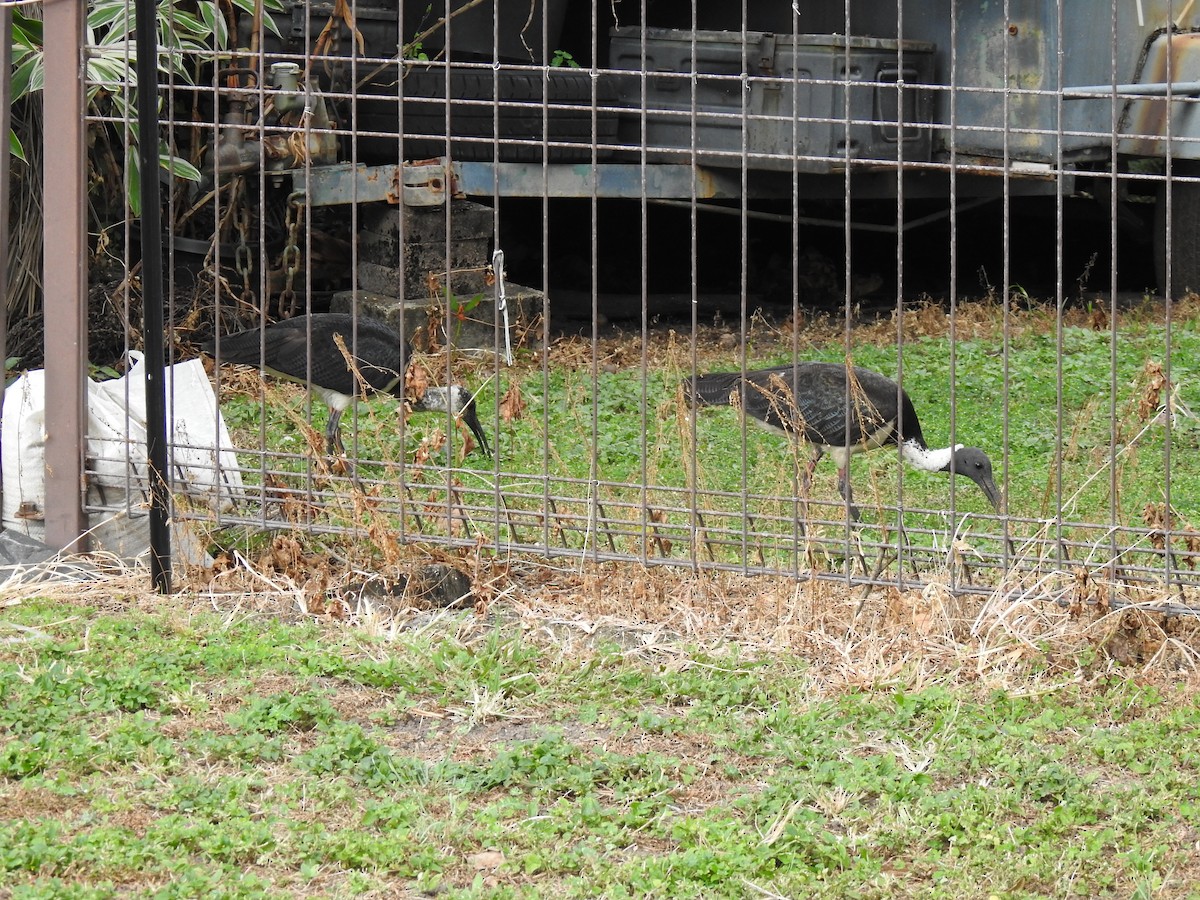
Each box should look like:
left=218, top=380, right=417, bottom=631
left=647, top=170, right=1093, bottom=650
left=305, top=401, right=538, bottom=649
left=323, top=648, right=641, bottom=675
left=1, top=599, right=1198, bottom=896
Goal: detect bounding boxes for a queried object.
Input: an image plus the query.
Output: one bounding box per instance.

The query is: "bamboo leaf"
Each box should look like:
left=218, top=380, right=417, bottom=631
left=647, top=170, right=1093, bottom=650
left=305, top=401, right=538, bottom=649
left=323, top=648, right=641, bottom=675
left=9, top=130, right=27, bottom=164
left=162, top=150, right=201, bottom=182
left=125, top=144, right=142, bottom=217
left=228, top=0, right=285, bottom=37
left=12, top=11, right=44, bottom=48
left=10, top=55, right=43, bottom=102
left=87, top=1, right=131, bottom=33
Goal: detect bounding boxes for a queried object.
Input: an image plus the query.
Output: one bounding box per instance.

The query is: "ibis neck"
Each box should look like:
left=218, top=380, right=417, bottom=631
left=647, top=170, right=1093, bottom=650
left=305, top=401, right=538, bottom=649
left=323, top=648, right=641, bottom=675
left=900, top=439, right=960, bottom=473
left=413, top=386, right=464, bottom=414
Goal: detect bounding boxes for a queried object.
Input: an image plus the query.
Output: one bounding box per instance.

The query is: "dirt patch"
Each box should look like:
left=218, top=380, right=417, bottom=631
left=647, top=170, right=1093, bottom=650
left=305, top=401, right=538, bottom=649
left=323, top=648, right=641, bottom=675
left=0, top=784, right=89, bottom=820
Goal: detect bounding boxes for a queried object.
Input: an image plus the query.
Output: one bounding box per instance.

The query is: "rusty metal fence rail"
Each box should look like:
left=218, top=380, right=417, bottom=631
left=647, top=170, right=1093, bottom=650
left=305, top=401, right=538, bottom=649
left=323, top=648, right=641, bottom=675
left=10, top=0, right=1200, bottom=607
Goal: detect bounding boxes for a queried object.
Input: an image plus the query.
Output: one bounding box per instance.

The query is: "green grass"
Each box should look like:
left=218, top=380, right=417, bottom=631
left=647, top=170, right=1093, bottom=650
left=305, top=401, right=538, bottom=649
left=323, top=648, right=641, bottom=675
left=208, top=304, right=1200, bottom=577
left=3, top=596, right=1200, bottom=897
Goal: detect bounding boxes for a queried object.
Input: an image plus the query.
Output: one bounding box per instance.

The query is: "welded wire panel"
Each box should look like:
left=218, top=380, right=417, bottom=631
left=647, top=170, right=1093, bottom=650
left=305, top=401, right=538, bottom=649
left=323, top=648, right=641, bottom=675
left=49, top=0, right=1200, bottom=610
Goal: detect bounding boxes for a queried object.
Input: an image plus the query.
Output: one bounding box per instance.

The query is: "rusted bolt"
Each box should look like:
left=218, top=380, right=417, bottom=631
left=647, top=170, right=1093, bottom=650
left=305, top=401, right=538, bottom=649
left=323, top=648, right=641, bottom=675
left=1008, top=24, right=1019, bottom=36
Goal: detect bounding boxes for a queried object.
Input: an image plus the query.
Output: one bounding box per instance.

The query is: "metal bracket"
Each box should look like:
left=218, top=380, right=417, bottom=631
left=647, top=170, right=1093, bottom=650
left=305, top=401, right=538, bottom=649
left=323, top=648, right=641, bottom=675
left=757, top=33, right=777, bottom=75
left=397, top=159, right=454, bottom=207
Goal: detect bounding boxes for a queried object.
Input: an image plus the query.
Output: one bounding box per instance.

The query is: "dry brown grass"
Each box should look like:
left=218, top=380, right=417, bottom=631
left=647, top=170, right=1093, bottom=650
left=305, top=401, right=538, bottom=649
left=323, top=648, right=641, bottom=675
left=14, top=292, right=1200, bottom=692
left=527, top=292, right=1200, bottom=376
left=11, top=522, right=1197, bottom=697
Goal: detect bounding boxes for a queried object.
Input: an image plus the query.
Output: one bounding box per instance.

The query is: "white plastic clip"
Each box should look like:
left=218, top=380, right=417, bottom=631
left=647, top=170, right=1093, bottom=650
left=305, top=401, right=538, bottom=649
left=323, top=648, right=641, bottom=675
left=493, top=248, right=513, bottom=365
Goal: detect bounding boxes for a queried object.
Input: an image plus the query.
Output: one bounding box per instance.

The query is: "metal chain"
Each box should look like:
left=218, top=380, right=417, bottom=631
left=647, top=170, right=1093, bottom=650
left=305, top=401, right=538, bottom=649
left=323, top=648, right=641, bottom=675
left=235, top=204, right=254, bottom=306
left=278, top=192, right=305, bottom=317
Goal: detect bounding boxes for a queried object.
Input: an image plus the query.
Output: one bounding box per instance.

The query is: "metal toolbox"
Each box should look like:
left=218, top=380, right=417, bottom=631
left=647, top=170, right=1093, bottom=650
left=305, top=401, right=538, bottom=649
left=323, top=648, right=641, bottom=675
left=607, top=27, right=936, bottom=172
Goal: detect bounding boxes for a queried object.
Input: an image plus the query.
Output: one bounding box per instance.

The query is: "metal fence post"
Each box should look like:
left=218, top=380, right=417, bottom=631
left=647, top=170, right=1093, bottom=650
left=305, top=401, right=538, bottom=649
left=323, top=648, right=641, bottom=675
left=135, top=0, right=171, bottom=592
left=43, top=0, right=89, bottom=552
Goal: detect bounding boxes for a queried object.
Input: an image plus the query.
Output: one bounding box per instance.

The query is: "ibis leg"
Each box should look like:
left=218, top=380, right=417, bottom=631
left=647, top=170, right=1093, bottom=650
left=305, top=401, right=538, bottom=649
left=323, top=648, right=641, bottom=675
left=790, top=468, right=809, bottom=550
left=326, top=409, right=345, bottom=457
left=325, top=408, right=360, bottom=483
left=794, top=449, right=823, bottom=536
left=895, top=521, right=920, bottom=579
left=800, top=449, right=822, bottom=496
left=836, top=467, right=862, bottom=522
left=833, top=466, right=870, bottom=577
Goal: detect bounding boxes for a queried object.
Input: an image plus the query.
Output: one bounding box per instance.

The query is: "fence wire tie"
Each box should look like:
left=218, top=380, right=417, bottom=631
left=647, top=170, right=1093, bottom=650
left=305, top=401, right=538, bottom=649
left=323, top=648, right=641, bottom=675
left=493, top=248, right=513, bottom=365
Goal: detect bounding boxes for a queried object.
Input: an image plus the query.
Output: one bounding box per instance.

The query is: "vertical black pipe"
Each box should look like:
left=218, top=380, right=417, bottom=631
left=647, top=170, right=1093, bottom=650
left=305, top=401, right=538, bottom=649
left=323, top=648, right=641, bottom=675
left=134, top=0, right=171, bottom=592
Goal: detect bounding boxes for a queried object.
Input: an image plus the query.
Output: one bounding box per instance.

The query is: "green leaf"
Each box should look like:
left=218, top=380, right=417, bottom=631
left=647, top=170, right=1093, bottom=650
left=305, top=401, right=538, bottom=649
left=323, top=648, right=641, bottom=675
left=159, top=9, right=211, bottom=39
left=87, top=1, right=132, bottom=34
left=12, top=10, right=44, bottom=47
left=87, top=55, right=134, bottom=90
left=195, top=2, right=229, bottom=48
left=125, top=143, right=141, bottom=217
left=10, top=54, right=43, bottom=103
left=162, top=151, right=201, bottom=182
left=9, top=130, right=27, bottom=164
left=228, top=0, right=285, bottom=38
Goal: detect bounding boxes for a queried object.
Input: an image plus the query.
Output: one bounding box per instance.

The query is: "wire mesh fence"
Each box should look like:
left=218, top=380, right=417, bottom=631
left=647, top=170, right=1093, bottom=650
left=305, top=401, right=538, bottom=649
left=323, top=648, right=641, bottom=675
left=11, top=0, right=1200, bottom=606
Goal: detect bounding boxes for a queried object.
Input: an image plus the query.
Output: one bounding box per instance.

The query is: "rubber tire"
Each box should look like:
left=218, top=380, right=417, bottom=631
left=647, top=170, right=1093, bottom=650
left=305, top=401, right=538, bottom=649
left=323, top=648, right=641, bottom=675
left=1155, top=160, right=1200, bottom=299
left=354, top=67, right=618, bottom=164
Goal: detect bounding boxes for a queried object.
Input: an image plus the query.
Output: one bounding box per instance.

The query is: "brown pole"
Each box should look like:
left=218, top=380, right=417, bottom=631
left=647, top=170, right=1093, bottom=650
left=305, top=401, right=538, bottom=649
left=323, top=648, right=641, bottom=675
left=42, top=0, right=89, bottom=552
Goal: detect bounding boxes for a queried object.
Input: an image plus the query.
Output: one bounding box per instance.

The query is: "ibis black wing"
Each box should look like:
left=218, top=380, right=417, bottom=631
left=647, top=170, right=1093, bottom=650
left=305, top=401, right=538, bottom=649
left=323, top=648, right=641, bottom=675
left=207, top=314, right=407, bottom=398
left=681, top=370, right=751, bottom=408
left=707, top=363, right=917, bottom=448
left=688, top=361, right=928, bottom=449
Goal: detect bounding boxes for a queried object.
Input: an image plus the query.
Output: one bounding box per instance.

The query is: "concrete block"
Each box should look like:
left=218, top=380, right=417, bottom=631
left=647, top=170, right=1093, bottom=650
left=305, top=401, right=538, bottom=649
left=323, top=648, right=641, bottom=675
left=358, top=199, right=494, bottom=256
left=331, top=270, right=543, bottom=352
left=357, top=242, right=491, bottom=298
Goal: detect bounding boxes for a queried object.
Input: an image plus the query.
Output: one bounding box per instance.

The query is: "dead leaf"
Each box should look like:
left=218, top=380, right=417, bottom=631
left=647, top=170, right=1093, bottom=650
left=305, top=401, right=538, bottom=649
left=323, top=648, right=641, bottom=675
left=412, top=428, right=447, bottom=468
left=418, top=299, right=443, bottom=353
left=456, top=420, right=478, bottom=461
left=405, top=361, right=430, bottom=403
left=1143, top=502, right=1168, bottom=551
left=1185, top=531, right=1200, bottom=569
left=499, top=381, right=526, bottom=422
left=1137, top=360, right=1167, bottom=423
left=1068, top=566, right=1095, bottom=617
left=467, top=850, right=505, bottom=870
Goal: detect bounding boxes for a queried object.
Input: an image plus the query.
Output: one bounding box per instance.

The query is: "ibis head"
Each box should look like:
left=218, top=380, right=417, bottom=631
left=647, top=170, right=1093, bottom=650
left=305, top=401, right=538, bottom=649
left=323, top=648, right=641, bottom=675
left=945, top=445, right=1002, bottom=512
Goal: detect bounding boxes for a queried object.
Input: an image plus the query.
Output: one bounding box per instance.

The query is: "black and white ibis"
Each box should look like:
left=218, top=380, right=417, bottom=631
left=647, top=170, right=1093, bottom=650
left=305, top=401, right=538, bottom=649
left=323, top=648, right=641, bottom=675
left=203, top=313, right=491, bottom=459
left=683, top=361, right=1001, bottom=518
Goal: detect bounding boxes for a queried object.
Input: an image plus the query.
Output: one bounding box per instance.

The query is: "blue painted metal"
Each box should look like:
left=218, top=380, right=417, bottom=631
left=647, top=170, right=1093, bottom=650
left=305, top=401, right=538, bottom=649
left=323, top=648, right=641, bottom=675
left=286, top=163, right=403, bottom=207
left=452, top=161, right=743, bottom=199
left=288, top=159, right=753, bottom=203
